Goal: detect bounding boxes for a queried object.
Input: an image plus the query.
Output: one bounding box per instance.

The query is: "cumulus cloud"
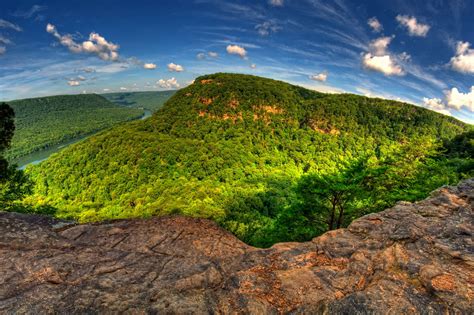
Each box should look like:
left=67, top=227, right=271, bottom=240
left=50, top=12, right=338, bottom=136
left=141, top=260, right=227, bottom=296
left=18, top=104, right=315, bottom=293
left=396, top=15, right=430, bottom=37
left=310, top=72, right=328, bottom=82
left=368, top=17, right=383, bottom=33
left=362, top=36, right=404, bottom=76
left=423, top=97, right=451, bottom=116
left=0, top=46, right=6, bottom=55
left=362, top=54, right=404, bottom=76
left=67, top=80, right=80, bottom=86
left=269, top=0, right=284, bottom=6
left=226, top=44, right=247, bottom=58
left=167, top=63, right=184, bottom=72
left=423, top=86, right=474, bottom=114
left=446, top=87, right=474, bottom=111
left=450, top=41, right=474, bottom=74
left=120, top=87, right=127, bottom=91
left=250, top=64, right=257, bottom=69
left=255, top=20, right=281, bottom=36
left=157, top=77, right=180, bottom=89
left=0, top=19, right=22, bottom=32
left=143, top=63, right=157, bottom=70
left=46, top=23, right=119, bottom=61
left=208, top=51, right=218, bottom=58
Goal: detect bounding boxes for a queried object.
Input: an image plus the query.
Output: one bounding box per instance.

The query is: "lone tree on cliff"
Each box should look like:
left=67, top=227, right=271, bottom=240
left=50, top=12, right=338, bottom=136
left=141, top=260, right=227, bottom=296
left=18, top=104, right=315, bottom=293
left=297, top=159, right=369, bottom=230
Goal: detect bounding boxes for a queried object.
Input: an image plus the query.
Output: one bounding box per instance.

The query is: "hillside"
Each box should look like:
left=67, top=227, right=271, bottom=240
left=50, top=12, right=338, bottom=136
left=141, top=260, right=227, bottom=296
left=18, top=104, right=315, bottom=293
left=24, top=73, right=473, bottom=246
left=6, top=94, right=144, bottom=161
left=1, top=179, right=473, bottom=313
left=102, top=90, right=176, bottom=112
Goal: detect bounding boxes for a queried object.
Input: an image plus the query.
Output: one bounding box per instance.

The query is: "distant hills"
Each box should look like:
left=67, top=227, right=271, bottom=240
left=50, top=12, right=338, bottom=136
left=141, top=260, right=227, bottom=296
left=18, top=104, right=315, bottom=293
left=6, top=94, right=144, bottom=161
left=25, top=73, right=473, bottom=246
left=102, top=90, right=176, bottom=112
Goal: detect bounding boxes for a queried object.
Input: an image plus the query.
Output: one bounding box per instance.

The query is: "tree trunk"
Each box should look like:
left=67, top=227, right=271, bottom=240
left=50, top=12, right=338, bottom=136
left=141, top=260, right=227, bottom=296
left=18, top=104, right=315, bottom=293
left=336, top=205, right=344, bottom=229
left=328, top=199, right=336, bottom=230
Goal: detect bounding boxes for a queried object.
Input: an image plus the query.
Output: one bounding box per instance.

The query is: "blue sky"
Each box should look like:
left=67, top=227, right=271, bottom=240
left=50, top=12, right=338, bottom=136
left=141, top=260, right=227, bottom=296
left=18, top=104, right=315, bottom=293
left=0, top=0, right=473, bottom=123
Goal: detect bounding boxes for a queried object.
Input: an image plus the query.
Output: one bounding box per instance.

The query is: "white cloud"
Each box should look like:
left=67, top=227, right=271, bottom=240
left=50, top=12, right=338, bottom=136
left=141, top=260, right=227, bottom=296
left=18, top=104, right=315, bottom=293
left=46, top=23, right=120, bottom=61
left=250, top=64, right=257, bottom=69
left=368, top=17, right=383, bottom=33
left=362, top=36, right=404, bottom=76
left=255, top=20, right=281, bottom=36
left=450, top=41, right=474, bottom=74
left=370, top=36, right=392, bottom=55
left=77, top=75, right=86, bottom=81
left=226, top=44, right=247, bottom=58
left=362, top=54, right=404, bottom=76
left=0, top=46, right=6, bottom=55
left=208, top=51, right=218, bottom=58
left=396, top=15, right=430, bottom=37
left=310, top=72, right=328, bottom=82
left=143, top=63, right=157, bottom=70
left=103, top=88, right=110, bottom=92
left=446, top=87, right=474, bottom=111
left=423, top=97, right=445, bottom=110
left=423, top=86, right=474, bottom=115
left=423, top=97, right=451, bottom=116
left=0, top=19, right=22, bottom=32
left=269, top=0, right=284, bottom=6
left=167, top=63, right=184, bottom=72
left=120, top=87, right=127, bottom=91
left=157, top=77, right=180, bottom=89
left=67, top=80, right=80, bottom=86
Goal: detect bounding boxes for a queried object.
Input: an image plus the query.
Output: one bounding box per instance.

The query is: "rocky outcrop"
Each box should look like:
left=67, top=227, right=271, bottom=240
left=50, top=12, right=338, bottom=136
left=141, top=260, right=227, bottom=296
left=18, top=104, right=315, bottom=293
left=1, top=180, right=473, bottom=314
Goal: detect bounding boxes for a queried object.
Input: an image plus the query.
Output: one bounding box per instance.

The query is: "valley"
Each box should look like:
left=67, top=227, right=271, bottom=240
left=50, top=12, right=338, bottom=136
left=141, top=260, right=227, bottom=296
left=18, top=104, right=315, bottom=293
left=7, top=91, right=172, bottom=168
left=20, top=73, right=473, bottom=247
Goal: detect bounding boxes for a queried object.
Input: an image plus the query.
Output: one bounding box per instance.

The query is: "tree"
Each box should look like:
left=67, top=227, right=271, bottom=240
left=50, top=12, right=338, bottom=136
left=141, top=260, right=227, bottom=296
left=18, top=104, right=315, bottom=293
left=0, top=103, right=32, bottom=207
left=297, top=160, right=369, bottom=230
left=0, top=103, right=15, bottom=179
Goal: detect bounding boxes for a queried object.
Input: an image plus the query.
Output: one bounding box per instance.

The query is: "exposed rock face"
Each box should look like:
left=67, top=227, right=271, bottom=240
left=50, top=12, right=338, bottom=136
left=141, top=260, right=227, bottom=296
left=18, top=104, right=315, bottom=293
left=1, top=180, right=473, bottom=314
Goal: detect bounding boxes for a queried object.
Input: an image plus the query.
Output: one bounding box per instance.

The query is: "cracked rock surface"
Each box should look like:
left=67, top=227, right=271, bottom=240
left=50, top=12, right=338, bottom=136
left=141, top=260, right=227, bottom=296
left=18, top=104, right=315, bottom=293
left=1, top=180, right=473, bottom=314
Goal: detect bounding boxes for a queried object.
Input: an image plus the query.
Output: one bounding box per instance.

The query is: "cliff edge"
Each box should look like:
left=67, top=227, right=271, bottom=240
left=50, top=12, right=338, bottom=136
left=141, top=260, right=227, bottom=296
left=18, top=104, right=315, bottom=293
left=1, top=180, right=473, bottom=314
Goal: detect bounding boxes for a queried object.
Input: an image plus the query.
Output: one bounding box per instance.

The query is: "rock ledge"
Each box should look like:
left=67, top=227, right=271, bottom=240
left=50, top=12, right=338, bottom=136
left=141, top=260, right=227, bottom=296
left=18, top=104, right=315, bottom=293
left=1, top=180, right=473, bottom=313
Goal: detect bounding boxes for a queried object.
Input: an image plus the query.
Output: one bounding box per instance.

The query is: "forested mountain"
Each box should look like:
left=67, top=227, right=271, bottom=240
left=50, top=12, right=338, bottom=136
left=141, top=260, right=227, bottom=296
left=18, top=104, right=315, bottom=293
left=6, top=94, right=144, bottom=161
left=25, top=73, right=473, bottom=246
left=102, top=91, right=176, bottom=112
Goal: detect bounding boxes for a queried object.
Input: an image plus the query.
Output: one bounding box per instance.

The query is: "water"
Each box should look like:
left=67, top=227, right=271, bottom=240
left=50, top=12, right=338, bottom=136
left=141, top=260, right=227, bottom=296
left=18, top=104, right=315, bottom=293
left=16, top=109, right=152, bottom=170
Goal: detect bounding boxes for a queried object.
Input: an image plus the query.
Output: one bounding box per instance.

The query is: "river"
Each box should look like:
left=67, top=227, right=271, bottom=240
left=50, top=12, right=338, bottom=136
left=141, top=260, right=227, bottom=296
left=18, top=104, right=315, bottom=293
left=17, top=109, right=152, bottom=170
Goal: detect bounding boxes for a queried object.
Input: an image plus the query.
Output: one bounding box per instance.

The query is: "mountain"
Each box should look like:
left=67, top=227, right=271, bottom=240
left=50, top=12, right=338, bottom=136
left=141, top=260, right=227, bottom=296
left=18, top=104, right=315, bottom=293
left=24, top=73, right=473, bottom=246
left=6, top=94, right=144, bottom=161
left=102, top=90, right=176, bottom=112
left=2, top=179, right=473, bottom=313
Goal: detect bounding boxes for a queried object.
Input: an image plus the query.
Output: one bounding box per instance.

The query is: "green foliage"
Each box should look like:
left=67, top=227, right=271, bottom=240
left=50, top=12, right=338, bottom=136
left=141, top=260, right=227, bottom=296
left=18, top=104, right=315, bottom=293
left=24, top=73, right=472, bottom=247
left=102, top=91, right=175, bottom=112
left=0, top=103, right=33, bottom=208
left=0, top=103, right=15, bottom=177
left=297, top=159, right=369, bottom=231
left=6, top=94, right=144, bottom=160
